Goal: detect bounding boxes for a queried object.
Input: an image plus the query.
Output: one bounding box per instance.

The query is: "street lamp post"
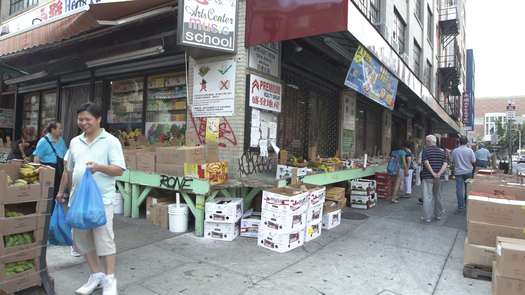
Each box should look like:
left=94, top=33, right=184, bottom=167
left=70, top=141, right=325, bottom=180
left=506, top=101, right=517, bottom=174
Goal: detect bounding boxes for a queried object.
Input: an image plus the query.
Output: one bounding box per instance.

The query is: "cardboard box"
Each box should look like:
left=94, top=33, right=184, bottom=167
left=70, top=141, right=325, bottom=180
left=467, top=196, right=525, bottom=227
left=275, top=165, right=310, bottom=180
left=467, top=221, right=525, bottom=247
left=204, top=221, right=239, bottom=241
left=350, top=193, right=377, bottom=210
left=158, top=203, right=173, bottom=230
left=205, top=198, right=243, bottom=223
left=471, top=176, right=525, bottom=201
left=156, top=164, right=184, bottom=176
left=136, top=150, right=156, bottom=173
left=0, top=246, right=40, bottom=282
left=323, top=200, right=339, bottom=214
left=123, top=150, right=138, bottom=170
left=0, top=269, right=42, bottom=293
left=205, top=144, right=219, bottom=163
left=350, top=179, right=377, bottom=195
left=261, top=210, right=306, bottom=232
left=156, top=146, right=205, bottom=165
left=0, top=198, right=50, bottom=217
left=326, top=187, right=345, bottom=201
left=262, top=188, right=309, bottom=215
left=258, top=225, right=305, bottom=253
left=496, top=237, right=525, bottom=281
left=306, top=203, right=323, bottom=224
left=305, top=220, right=322, bottom=242
left=0, top=163, right=54, bottom=203
left=240, top=210, right=261, bottom=238
left=1, top=227, right=44, bottom=257
left=306, top=185, right=326, bottom=207
left=463, top=237, right=496, bottom=267
left=322, top=209, right=341, bottom=230
left=493, top=263, right=525, bottom=295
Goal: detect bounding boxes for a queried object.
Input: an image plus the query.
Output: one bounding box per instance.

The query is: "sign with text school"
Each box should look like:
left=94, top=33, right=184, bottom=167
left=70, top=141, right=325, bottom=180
left=344, top=46, right=399, bottom=110
left=178, top=0, right=238, bottom=52
left=249, top=74, right=282, bottom=113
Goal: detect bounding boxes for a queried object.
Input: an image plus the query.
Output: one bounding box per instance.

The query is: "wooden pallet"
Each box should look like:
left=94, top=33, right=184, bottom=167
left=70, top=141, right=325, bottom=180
left=463, top=264, right=492, bottom=281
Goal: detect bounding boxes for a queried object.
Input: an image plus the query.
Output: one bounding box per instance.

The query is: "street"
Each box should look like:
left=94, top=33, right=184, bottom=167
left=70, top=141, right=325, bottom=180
left=29, top=181, right=489, bottom=295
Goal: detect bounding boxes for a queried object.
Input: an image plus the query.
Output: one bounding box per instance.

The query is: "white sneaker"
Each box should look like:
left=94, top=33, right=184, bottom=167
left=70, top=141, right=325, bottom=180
left=103, top=275, right=118, bottom=295
left=75, top=273, right=104, bottom=295
left=71, top=246, right=81, bottom=257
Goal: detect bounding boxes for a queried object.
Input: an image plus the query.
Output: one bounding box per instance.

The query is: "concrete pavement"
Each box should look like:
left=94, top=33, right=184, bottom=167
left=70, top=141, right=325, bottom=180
left=22, top=181, right=490, bottom=295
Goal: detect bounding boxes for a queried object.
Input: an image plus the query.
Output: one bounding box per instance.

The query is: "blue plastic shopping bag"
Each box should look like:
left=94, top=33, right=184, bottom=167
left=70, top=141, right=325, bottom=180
left=49, top=201, right=73, bottom=246
left=66, top=170, right=107, bottom=229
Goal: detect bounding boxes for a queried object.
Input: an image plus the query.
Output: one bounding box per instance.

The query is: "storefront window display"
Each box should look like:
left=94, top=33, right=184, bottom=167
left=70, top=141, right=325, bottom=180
left=0, top=93, right=15, bottom=144
left=146, top=73, right=187, bottom=145
left=22, top=92, right=41, bottom=140
left=39, top=91, right=57, bottom=135
left=108, top=77, right=144, bottom=128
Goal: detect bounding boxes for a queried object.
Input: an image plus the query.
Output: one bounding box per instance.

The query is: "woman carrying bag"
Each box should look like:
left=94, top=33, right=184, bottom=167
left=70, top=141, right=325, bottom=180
left=33, top=122, right=67, bottom=210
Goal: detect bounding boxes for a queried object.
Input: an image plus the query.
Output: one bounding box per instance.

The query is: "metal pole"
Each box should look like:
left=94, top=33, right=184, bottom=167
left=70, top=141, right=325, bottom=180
left=508, top=120, right=513, bottom=174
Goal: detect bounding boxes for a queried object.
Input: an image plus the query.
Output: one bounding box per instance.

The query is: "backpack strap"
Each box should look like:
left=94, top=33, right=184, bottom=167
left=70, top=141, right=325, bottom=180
left=44, top=136, right=59, bottom=158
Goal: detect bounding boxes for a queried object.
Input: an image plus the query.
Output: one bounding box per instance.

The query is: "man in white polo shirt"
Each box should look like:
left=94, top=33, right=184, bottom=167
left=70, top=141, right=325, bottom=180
left=57, top=103, right=125, bottom=295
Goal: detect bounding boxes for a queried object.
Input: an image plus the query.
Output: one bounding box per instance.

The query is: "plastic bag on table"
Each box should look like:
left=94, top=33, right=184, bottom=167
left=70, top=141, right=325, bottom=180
left=49, top=201, right=73, bottom=246
left=66, top=170, right=107, bottom=229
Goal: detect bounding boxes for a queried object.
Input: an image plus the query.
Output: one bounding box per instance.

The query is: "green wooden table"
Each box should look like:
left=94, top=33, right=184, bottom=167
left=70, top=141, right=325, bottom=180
left=116, top=171, right=284, bottom=237
left=301, top=164, right=387, bottom=186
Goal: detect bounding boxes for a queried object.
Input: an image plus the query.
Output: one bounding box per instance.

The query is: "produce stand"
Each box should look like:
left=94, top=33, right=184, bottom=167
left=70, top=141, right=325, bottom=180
left=301, top=164, right=388, bottom=186
left=116, top=170, right=285, bottom=237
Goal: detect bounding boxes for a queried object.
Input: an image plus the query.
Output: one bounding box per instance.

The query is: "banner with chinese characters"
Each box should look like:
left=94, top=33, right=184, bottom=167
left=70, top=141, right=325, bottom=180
left=344, top=45, right=399, bottom=110
left=249, top=74, right=282, bottom=113
left=192, top=58, right=236, bottom=117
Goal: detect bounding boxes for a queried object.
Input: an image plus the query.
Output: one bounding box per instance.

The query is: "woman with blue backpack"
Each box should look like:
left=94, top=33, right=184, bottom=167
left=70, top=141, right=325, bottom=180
left=388, top=141, right=409, bottom=204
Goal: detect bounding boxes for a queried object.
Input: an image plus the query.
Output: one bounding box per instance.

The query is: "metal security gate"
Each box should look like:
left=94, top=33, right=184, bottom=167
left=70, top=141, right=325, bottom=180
left=279, top=67, right=340, bottom=159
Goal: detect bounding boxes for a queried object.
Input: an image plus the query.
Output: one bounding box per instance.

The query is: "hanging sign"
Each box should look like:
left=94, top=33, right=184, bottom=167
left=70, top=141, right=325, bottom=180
left=205, top=117, right=220, bottom=143
left=178, top=0, right=238, bottom=52
left=462, top=92, right=474, bottom=131
left=249, top=74, right=282, bottom=113
left=192, top=59, right=236, bottom=117
left=248, top=42, right=281, bottom=78
left=344, top=46, right=398, bottom=110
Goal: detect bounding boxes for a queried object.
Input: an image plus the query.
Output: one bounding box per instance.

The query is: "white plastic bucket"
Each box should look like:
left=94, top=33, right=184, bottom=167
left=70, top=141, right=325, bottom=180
left=168, top=204, right=188, bottom=233
left=114, top=193, right=124, bottom=215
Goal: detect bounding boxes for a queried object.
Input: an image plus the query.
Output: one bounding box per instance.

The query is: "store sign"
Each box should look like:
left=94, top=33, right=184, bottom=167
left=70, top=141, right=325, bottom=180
left=192, top=59, right=236, bottom=117
left=249, top=74, right=282, bottom=113
left=248, top=43, right=281, bottom=78
left=462, top=92, right=474, bottom=131
left=0, top=0, right=104, bottom=38
left=178, top=0, right=238, bottom=52
left=344, top=46, right=398, bottom=110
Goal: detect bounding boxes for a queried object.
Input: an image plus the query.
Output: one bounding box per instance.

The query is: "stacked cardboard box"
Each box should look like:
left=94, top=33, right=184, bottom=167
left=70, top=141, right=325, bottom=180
left=350, top=179, right=377, bottom=210
left=466, top=195, right=525, bottom=247
left=325, top=187, right=346, bottom=209
left=275, top=165, right=310, bottom=180
left=258, top=187, right=308, bottom=253
left=322, top=200, right=341, bottom=230
left=204, top=198, right=243, bottom=241
left=146, top=195, right=176, bottom=230
left=0, top=162, right=54, bottom=293
left=492, top=237, right=525, bottom=295
left=304, top=186, right=326, bottom=242
left=375, top=172, right=394, bottom=199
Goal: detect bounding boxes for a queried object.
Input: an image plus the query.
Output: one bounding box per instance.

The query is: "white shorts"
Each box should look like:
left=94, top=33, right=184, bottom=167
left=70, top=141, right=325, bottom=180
left=73, top=205, right=116, bottom=256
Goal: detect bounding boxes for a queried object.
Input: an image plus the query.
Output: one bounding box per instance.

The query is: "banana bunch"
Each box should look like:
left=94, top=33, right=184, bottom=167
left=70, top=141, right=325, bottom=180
left=16, top=163, right=40, bottom=185
left=4, top=259, right=34, bottom=277
left=4, top=233, right=33, bottom=248
left=119, top=129, right=142, bottom=141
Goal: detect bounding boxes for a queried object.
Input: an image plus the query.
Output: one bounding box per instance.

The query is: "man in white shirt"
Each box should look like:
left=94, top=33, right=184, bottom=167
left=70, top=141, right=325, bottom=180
left=57, top=103, right=125, bottom=295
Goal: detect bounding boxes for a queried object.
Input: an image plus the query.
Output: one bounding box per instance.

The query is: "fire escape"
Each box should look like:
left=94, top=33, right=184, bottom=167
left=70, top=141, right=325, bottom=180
left=438, top=1, right=461, bottom=120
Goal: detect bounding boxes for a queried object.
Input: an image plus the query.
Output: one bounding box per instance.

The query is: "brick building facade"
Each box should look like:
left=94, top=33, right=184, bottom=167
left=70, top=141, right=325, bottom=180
left=474, top=96, right=525, bottom=140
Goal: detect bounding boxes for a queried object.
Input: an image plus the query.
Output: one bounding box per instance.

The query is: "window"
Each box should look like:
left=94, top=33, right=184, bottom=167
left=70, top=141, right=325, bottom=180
left=415, top=0, right=423, bottom=23
left=370, top=0, right=380, bottom=24
left=393, top=9, right=406, bottom=54
left=9, top=0, right=38, bottom=16
left=427, top=6, right=434, bottom=44
left=424, top=60, right=433, bottom=89
left=413, top=41, right=422, bottom=76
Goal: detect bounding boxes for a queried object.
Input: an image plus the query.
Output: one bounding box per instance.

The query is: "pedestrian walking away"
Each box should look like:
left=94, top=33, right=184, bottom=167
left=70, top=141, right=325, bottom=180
left=421, top=135, right=448, bottom=223
left=451, top=136, right=476, bottom=213
left=389, top=142, right=408, bottom=204
left=56, top=103, right=126, bottom=295
left=402, top=143, right=415, bottom=198
left=475, top=144, right=491, bottom=168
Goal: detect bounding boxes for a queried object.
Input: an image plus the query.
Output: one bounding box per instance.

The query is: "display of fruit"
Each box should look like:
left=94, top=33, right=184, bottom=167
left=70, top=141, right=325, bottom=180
left=6, top=163, right=41, bottom=187
left=289, top=155, right=308, bottom=167
left=5, top=211, right=25, bottom=218
left=4, top=232, right=33, bottom=248
left=4, top=259, right=34, bottom=277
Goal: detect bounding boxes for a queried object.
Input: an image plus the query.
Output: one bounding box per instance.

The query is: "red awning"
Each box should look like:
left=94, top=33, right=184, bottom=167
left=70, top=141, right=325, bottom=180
left=0, top=0, right=175, bottom=57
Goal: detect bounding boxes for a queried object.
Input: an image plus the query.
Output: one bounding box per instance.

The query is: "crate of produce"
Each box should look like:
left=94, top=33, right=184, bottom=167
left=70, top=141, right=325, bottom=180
left=0, top=269, right=43, bottom=294
left=0, top=162, right=54, bottom=204
left=0, top=246, right=41, bottom=282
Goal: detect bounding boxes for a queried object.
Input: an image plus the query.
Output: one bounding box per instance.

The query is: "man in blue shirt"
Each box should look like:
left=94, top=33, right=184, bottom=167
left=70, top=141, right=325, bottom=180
left=475, top=144, right=491, bottom=168
left=33, top=121, right=67, bottom=206
left=451, top=137, right=476, bottom=212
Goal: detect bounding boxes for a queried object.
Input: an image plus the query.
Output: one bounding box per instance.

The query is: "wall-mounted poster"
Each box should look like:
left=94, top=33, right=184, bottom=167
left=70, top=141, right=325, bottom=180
left=344, top=46, right=399, bottom=110
left=192, top=59, right=236, bottom=117
left=178, top=0, right=238, bottom=52
left=249, top=74, right=282, bottom=113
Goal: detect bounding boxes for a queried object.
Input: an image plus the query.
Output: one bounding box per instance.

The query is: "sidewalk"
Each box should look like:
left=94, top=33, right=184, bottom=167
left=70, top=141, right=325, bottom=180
left=27, top=181, right=490, bottom=295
